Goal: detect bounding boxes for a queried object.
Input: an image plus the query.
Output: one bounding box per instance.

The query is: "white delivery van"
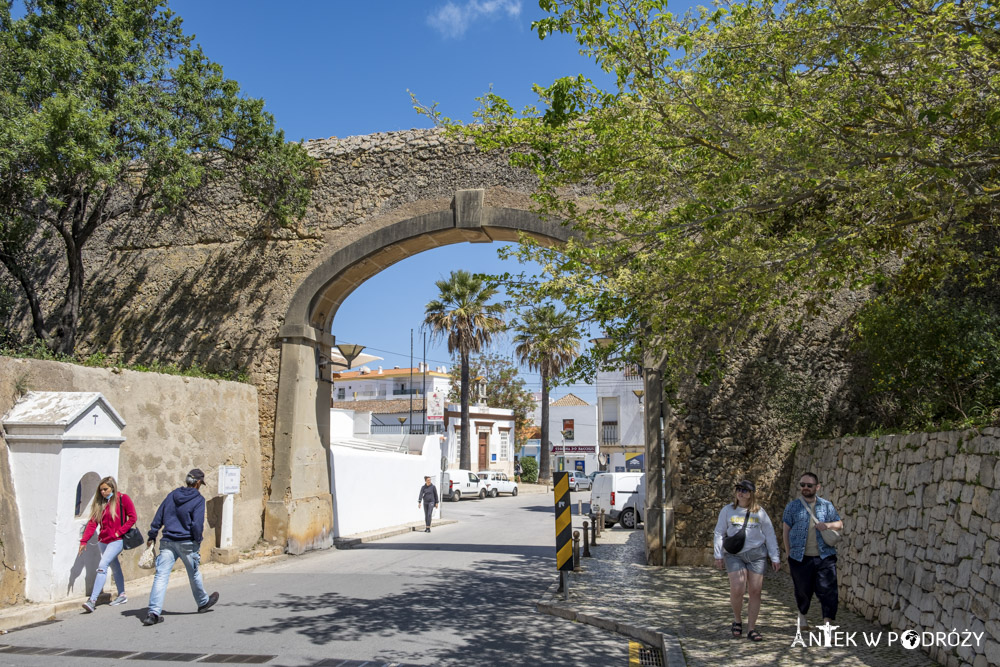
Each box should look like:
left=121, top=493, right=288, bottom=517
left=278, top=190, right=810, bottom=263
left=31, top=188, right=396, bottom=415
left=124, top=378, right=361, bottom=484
left=442, top=469, right=487, bottom=501
left=618, top=474, right=647, bottom=529
left=590, top=472, right=644, bottom=527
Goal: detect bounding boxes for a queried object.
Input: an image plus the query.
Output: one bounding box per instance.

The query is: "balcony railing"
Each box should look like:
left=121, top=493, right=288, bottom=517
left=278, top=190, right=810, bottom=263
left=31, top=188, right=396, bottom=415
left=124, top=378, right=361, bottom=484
left=370, top=423, right=445, bottom=435
left=602, top=423, right=619, bottom=446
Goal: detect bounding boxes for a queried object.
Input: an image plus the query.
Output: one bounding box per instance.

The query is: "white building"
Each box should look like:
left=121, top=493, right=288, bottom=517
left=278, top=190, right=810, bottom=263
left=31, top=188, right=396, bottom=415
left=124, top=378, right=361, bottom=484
left=443, top=404, right=516, bottom=474
left=332, top=364, right=451, bottom=433
left=546, top=394, right=599, bottom=475
left=595, top=364, right=645, bottom=472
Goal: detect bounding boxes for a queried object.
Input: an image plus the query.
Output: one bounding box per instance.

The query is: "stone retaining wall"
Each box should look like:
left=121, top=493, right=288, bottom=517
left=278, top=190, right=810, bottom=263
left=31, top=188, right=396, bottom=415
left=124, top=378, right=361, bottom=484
left=794, top=429, right=1000, bottom=667
left=0, top=357, right=263, bottom=607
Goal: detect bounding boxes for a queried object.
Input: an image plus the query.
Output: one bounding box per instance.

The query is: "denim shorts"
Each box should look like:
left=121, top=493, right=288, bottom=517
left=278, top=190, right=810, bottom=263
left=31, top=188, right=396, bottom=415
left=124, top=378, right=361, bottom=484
left=724, top=544, right=768, bottom=575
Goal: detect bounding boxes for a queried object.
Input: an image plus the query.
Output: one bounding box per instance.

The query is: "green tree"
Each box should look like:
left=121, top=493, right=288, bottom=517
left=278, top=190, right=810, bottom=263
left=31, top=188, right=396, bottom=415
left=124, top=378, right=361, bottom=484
left=0, top=0, right=314, bottom=354
left=424, top=270, right=506, bottom=470
left=446, top=353, right=537, bottom=453
left=442, top=0, right=1000, bottom=380
left=513, top=304, right=579, bottom=482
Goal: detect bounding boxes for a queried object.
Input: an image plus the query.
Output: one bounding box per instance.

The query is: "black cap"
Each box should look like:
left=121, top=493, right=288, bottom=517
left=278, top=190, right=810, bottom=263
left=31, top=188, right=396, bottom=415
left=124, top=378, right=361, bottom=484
left=187, top=468, right=205, bottom=482
left=736, top=480, right=755, bottom=492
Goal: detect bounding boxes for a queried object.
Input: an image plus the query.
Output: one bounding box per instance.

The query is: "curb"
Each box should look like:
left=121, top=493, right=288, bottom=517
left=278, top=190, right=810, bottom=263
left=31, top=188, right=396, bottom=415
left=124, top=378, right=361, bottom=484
left=535, top=578, right=686, bottom=666
left=333, top=519, right=459, bottom=549
left=0, top=552, right=286, bottom=634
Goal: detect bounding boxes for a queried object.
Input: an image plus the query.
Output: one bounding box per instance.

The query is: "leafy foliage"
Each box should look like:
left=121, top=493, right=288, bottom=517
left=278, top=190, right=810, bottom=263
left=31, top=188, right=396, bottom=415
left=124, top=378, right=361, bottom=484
left=519, top=455, right=539, bottom=484
left=424, top=269, right=507, bottom=469
left=853, top=290, right=1000, bottom=429
left=0, top=0, right=315, bottom=354
left=438, top=0, right=1000, bottom=387
left=446, top=353, right=536, bottom=450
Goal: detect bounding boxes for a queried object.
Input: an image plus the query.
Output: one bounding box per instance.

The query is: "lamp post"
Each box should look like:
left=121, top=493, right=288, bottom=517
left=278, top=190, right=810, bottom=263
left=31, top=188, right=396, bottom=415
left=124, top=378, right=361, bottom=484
left=335, top=343, right=365, bottom=370
left=633, top=389, right=645, bottom=412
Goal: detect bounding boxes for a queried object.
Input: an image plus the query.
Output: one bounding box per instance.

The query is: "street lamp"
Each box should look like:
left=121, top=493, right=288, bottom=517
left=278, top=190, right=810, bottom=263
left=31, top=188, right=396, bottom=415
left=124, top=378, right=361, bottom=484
left=633, top=389, right=645, bottom=413
left=335, top=342, right=365, bottom=370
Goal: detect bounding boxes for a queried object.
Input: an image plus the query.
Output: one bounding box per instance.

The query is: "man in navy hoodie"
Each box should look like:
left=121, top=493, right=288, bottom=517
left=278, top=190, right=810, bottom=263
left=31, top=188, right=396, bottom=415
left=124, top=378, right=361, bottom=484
left=143, top=468, right=220, bottom=626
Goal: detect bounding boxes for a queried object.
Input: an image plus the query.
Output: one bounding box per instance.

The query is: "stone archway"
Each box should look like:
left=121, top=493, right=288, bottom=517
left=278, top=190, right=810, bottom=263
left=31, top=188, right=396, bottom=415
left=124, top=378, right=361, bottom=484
left=263, top=189, right=575, bottom=554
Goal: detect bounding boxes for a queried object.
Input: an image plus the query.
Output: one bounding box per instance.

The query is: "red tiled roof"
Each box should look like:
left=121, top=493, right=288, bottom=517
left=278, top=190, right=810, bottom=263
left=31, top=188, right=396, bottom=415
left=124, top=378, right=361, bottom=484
left=551, top=393, right=590, bottom=407
left=331, top=398, right=426, bottom=414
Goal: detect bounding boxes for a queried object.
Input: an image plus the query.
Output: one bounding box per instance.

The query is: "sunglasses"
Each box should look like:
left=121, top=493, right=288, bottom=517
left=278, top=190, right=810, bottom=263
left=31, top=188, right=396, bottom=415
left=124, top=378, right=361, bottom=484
left=735, top=487, right=750, bottom=493
left=799, top=482, right=816, bottom=488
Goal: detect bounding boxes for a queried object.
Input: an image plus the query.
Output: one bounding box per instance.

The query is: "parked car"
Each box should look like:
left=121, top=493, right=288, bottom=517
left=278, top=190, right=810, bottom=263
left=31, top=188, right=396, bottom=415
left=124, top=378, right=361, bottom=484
left=587, top=471, right=601, bottom=485
left=590, top=472, right=644, bottom=527
left=618, top=474, right=646, bottom=529
left=566, top=470, right=592, bottom=492
left=443, top=469, right=487, bottom=501
left=477, top=470, right=519, bottom=497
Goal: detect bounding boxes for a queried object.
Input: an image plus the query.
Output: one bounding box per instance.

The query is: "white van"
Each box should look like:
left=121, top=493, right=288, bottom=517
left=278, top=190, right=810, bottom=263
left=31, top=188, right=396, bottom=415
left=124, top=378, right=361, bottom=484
left=618, top=474, right=646, bottom=529
left=443, top=469, right=487, bottom=501
left=590, top=472, right=644, bottom=527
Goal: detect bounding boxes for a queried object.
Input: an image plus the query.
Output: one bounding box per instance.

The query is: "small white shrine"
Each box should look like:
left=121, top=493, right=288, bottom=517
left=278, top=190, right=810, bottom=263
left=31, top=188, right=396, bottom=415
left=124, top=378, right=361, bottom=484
left=2, top=392, right=126, bottom=602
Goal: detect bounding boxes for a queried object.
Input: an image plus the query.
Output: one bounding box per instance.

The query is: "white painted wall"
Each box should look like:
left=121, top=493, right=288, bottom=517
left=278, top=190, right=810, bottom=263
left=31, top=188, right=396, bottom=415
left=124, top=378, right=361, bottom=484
left=442, top=404, right=516, bottom=473
left=329, top=435, right=442, bottom=538
left=596, top=367, right=644, bottom=446
left=3, top=394, right=125, bottom=602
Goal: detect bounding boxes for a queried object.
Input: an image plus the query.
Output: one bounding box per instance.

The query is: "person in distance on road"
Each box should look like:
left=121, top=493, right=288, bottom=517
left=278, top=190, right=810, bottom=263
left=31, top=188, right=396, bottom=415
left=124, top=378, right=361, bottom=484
left=417, top=475, right=439, bottom=533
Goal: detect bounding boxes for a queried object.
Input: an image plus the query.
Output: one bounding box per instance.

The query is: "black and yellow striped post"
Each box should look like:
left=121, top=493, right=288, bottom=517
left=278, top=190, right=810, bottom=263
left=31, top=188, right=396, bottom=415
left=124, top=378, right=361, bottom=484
left=553, top=472, right=573, bottom=597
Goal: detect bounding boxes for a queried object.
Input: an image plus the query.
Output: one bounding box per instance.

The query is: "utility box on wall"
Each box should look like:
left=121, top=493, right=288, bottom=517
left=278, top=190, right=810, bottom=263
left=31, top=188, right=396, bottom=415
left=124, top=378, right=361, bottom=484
left=2, top=392, right=126, bottom=602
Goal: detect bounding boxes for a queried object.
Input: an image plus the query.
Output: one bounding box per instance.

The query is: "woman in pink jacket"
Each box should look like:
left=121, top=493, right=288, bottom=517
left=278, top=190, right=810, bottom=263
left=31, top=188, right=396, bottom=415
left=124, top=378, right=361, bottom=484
left=78, top=476, right=137, bottom=612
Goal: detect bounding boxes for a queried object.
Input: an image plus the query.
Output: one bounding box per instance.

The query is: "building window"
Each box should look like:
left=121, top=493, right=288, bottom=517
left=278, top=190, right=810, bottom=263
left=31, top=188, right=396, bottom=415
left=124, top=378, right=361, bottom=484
left=499, top=430, right=510, bottom=460
left=337, top=388, right=345, bottom=400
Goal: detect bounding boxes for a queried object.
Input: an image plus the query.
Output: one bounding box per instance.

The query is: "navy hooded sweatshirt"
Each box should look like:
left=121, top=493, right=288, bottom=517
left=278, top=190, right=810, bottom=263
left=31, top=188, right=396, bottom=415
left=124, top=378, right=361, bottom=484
left=148, top=486, right=205, bottom=543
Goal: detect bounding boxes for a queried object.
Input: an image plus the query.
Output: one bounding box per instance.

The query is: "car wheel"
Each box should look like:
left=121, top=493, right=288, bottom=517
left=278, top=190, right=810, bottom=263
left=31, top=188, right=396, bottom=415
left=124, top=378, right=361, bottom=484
left=479, top=488, right=487, bottom=499
left=605, top=519, right=615, bottom=528
left=452, top=490, right=461, bottom=502
left=621, top=508, right=636, bottom=529
left=490, top=488, right=499, bottom=498
left=573, top=483, right=579, bottom=492
left=511, top=487, right=518, bottom=496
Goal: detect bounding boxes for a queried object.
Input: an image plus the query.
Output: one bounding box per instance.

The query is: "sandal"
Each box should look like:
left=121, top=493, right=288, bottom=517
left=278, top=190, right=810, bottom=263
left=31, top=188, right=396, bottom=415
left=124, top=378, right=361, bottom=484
left=731, top=622, right=742, bottom=637
left=748, top=629, right=763, bottom=642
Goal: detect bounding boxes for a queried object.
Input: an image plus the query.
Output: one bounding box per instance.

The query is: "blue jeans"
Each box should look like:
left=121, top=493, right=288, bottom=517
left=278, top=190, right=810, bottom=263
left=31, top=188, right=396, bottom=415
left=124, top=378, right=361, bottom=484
left=147, top=540, right=209, bottom=615
left=89, top=539, right=124, bottom=603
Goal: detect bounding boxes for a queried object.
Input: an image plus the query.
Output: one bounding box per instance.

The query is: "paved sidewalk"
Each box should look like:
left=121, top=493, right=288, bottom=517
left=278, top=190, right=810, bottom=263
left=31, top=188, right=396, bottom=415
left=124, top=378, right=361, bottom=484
left=537, top=522, right=939, bottom=667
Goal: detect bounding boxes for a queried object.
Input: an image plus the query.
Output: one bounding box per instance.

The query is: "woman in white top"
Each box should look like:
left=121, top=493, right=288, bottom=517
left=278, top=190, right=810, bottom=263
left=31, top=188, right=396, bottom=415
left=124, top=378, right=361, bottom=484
left=713, top=479, right=781, bottom=641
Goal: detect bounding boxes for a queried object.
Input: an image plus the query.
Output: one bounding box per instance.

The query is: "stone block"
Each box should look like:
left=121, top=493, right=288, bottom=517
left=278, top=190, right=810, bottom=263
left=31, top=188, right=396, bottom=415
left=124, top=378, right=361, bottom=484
left=961, top=485, right=975, bottom=503
left=954, top=454, right=967, bottom=481
left=966, top=455, right=982, bottom=483
left=971, top=572, right=986, bottom=593
left=987, top=640, right=1000, bottom=667
left=956, top=558, right=972, bottom=588
left=904, top=603, right=922, bottom=624
left=981, top=457, right=996, bottom=488
left=958, top=503, right=973, bottom=529
left=211, top=547, right=240, bottom=565
left=973, top=654, right=988, bottom=667
left=972, top=487, right=991, bottom=516
left=958, top=534, right=977, bottom=560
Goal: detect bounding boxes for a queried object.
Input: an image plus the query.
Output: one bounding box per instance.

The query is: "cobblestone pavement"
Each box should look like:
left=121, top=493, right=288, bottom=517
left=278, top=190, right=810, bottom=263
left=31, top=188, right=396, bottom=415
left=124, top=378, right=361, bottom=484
left=544, top=523, right=940, bottom=666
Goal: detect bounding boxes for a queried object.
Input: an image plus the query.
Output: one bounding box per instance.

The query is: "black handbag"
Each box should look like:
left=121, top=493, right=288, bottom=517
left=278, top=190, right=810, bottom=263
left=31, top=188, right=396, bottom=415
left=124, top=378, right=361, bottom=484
left=723, top=507, right=751, bottom=554
left=119, top=496, right=144, bottom=550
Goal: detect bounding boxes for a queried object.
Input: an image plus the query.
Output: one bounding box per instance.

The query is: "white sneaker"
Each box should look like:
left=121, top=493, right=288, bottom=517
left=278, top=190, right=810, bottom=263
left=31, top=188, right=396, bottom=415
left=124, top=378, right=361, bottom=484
left=109, top=594, right=128, bottom=606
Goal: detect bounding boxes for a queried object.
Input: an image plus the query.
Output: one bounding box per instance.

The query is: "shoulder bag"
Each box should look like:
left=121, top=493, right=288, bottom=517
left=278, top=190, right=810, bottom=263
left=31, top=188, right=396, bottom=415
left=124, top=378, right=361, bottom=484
left=800, top=497, right=841, bottom=546
left=119, top=495, right=145, bottom=550
left=723, top=507, right=751, bottom=554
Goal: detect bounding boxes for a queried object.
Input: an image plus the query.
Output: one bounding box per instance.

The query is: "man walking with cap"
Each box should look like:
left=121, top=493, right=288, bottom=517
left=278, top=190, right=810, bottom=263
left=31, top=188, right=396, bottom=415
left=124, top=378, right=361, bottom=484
left=417, top=475, right=439, bottom=532
left=143, top=468, right=219, bottom=626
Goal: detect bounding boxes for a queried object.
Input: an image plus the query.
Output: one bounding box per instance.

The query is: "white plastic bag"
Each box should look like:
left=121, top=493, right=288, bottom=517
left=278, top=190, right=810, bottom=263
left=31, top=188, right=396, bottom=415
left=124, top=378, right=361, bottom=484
left=138, top=543, right=157, bottom=569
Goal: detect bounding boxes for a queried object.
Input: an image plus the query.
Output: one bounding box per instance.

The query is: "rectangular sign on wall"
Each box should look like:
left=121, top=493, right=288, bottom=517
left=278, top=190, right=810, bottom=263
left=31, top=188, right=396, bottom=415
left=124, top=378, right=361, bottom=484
left=427, top=391, right=444, bottom=422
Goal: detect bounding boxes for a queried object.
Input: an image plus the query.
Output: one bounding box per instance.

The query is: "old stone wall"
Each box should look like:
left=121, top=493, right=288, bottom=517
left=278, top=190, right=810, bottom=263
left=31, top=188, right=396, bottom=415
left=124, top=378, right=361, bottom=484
left=794, top=429, right=1000, bottom=667
left=1, top=128, right=540, bottom=497
left=0, top=356, right=263, bottom=607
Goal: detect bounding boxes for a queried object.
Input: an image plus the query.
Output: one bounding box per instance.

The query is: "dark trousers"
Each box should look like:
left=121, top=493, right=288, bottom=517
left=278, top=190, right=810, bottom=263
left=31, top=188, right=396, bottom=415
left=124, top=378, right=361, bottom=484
left=423, top=503, right=434, bottom=527
left=788, top=555, right=838, bottom=620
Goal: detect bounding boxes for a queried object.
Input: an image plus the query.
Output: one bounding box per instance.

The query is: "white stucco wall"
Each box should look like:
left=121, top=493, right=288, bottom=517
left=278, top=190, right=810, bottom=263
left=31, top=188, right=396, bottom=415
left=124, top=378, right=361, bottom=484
left=329, top=436, right=442, bottom=538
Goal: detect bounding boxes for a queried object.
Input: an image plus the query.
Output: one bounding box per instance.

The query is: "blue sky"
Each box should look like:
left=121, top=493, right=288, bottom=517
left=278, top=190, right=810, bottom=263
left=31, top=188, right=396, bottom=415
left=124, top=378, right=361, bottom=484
left=164, top=0, right=688, bottom=399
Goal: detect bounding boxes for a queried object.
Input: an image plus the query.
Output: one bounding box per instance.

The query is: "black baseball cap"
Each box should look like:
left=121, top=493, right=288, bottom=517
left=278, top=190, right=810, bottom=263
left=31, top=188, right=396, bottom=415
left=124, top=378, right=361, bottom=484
left=736, top=480, right=756, bottom=492
left=187, top=468, right=205, bottom=482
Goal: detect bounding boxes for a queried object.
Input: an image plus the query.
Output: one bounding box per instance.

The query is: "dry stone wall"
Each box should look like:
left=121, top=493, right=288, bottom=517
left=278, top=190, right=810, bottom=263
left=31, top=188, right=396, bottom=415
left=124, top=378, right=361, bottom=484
left=793, top=429, right=1000, bottom=667
left=0, top=357, right=263, bottom=607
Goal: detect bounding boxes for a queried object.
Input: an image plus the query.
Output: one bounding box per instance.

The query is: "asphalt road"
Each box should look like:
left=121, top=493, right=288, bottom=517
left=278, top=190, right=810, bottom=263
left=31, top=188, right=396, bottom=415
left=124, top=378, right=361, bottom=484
left=1, top=490, right=626, bottom=666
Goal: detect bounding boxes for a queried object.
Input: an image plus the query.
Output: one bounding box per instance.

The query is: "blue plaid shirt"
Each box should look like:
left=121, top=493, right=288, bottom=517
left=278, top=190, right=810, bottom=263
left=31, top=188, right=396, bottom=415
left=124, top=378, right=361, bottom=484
left=782, top=496, right=841, bottom=561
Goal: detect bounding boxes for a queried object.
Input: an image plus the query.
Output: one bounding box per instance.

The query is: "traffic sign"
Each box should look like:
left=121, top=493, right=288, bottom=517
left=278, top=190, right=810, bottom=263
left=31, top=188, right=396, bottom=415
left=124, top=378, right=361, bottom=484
left=552, top=471, right=573, bottom=572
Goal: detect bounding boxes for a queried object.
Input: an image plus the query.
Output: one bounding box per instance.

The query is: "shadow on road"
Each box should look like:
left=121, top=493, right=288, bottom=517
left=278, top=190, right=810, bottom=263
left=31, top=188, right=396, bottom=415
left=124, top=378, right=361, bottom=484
left=236, top=557, right=621, bottom=667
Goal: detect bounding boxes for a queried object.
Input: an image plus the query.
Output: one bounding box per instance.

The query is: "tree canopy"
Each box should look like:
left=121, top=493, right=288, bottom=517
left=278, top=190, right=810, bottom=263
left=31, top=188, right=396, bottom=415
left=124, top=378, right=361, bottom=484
left=0, top=0, right=315, bottom=354
left=447, top=0, right=1000, bottom=378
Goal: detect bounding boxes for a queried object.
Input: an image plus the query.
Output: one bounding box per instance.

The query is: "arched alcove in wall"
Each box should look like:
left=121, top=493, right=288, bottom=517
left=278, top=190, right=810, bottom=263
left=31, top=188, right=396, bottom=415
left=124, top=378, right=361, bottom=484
left=264, top=189, right=576, bottom=554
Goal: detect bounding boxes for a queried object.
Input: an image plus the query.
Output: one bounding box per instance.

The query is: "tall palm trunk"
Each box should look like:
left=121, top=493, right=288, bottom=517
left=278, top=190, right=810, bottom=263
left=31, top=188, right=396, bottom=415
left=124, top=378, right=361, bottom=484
left=539, top=364, right=551, bottom=482
left=459, top=346, right=472, bottom=470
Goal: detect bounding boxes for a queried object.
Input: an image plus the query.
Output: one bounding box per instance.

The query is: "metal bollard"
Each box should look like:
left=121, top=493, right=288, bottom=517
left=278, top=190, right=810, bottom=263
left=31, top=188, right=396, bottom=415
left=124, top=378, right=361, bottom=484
left=578, top=499, right=583, bottom=516
left=583, top=521, right=592, bottom=557
left=573, top=530, right=581, bottom=571
left=589, top=517, right=597, bottom=547
left=599, top=509, right=606, bottom=535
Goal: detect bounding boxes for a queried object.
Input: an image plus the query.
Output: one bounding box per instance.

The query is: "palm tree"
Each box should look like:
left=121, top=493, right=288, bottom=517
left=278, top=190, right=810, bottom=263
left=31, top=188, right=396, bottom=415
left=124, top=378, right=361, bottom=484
left=424, top=270, right=506, bottom=470
left=514, top=304, right=580, bottom=483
